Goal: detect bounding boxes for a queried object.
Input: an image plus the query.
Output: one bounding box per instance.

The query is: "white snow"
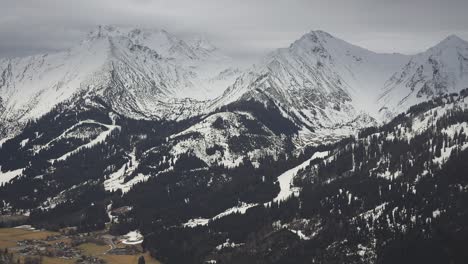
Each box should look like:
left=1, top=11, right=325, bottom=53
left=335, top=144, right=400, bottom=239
left=0, top=137, right=11, bottom=147
left=355, top=202, right=388, bottom=222
left=433, top=122, right=468, bottom=164
left=183, top=218, right=209, bottom=228
left=215, top=239, right=244, bottom=250
left=14, top=225, right=36, bottom=231
left=0, top=25, right=249, bottom=140
left=0, top=168, right=23, bottom=185
left=49, top=121, right=120, bottom=162
left=432, top=209, right=441, bottom=218
left=121, top=230, right=144, bottom=245
left=290, top=229, right=312, bottom=240
left=377, top=169, right=402, bottom=180
left=36, top=120, right=109, bottom=154
left=106, top=203, right=113, bottom=223
left=272, top=151, right=329, bottom=203
left=379, top=35, right=468, bottom=119
left=357, top=244, right=372, bottom=258
left=168, top=111, right=283, bottom=168
left=212, top=202, right=257, bottom=219
left=183, top=202, right=257, bottom=228
left=1, top=28, right=466, bottom=149
left=104, top=148, right=146, bottom=194
left=20, top=138, right=29, bottom=148
left=311, top=151, right=331, bottom=160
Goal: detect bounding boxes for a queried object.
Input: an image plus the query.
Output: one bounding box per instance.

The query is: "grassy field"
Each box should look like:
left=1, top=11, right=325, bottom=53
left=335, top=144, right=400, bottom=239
left=79, top=242, right=161, bottom=264
left=0, top=227, right=58, bottom=248
left=78, top=242, right=110, bottom=255
left=41, top=257, right=76, bottom=264
left=0, top=228, right=161, bottom=264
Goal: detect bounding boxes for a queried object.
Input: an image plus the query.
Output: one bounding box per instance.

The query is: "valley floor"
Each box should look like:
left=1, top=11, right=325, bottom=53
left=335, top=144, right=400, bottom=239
left=0, top=226, right=161, bottom=264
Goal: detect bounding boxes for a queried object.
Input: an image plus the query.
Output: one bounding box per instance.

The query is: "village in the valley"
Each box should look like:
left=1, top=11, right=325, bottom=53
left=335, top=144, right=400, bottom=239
left=0, top=212, right=160, bottom=264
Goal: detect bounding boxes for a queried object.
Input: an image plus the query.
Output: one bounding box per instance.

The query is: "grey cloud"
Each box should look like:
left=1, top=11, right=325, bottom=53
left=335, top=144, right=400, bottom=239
left=0, top=0, right=467, bottom=58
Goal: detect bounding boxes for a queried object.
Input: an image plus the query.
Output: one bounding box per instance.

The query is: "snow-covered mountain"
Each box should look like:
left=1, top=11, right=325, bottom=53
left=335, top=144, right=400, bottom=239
left=0, top=25, right=243, bottom=138
left=213, top=31, right=468, bottom=142
left=379, top=35, right=468, bottom=119
left=216, top=31, right=407, bottom=116
left=211, top=31, right=409, bottom=143
left=2, top=26, right=468, bottom=264
left=2, top=26, right=468, bottom=145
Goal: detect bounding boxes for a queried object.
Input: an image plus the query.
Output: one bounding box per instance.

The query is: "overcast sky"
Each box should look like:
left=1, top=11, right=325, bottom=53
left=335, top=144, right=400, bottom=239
left=1, top=0, right=468, bottom=59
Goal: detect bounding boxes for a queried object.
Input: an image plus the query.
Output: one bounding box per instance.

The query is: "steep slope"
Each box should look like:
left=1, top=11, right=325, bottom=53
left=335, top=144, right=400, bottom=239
left=1, top=25, right=468, bottom=262
left=379, top=35, right=468, bottom=119
left=143, top=91, right=468, bottom=264
left=0, top=93, right=301, bottom=215
left=0, top=25, right=242, bottom=139
left=211, top=32, right=468, bottom=145
left=3, top=27, right=468, bottom=146
left=211, top=31, right=407, bottom=143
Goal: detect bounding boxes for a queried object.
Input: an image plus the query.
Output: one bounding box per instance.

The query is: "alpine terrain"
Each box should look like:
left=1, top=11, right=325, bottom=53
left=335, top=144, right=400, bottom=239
left=1, top=25, right=468, bottom=264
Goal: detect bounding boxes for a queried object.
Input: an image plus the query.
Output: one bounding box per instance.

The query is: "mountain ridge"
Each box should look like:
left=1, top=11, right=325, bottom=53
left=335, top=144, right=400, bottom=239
left=1, top=26, right=468, bottom=144
left=1, top=26, right=468, bottom=264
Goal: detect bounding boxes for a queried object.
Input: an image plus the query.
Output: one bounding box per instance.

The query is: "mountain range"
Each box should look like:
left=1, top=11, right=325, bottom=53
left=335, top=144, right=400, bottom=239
left=2, top=27, right=468, bottom=142
left=1, top=26, right=468, bottom=264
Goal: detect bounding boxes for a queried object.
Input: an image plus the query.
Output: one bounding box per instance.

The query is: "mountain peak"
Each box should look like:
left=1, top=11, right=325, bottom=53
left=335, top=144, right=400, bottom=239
left=296, top=30, right=334, bottom=44
left=86, top=25, right=171, bottom=40
left=188, top=36, right=217, bottom=52
left=83, top=25, right=222, bottom=60
left=441, top=34, right=466, bottom=43
left=87, top=25, right=129, bottom=39
left=309, top=30, right=334, bottom=39
left=430, top=34, right=468, bottom=51
left=288, top=30, right=334, bottom=52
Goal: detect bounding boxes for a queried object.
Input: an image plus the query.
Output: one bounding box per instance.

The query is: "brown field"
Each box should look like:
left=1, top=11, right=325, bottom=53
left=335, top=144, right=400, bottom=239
left=14, top=256, right=76, bottom=264
left=79, top=242, right=161, bottom=264
left=0, top=227, right=58, bottom=248
left=0, top=227, right=161, bottom=264
left=41, top=257, right=76, bottom=264
left=78, top=242, right=110, bottom=255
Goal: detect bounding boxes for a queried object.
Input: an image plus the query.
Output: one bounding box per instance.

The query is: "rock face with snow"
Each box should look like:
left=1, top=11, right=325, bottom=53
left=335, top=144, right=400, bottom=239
left=216, top=31, right=406, bottom=126
left=379, top=35, right=468, bottom=119
left=1, top=26, right=468, bottom=264
left=0, top=25, right=241, bottom=138
left=211, top=31, right=468, bottom=142
left=2, top=27, right=468, bottom=143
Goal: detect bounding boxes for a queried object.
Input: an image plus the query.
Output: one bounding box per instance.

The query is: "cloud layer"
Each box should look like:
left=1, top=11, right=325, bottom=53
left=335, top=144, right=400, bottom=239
left=1, top=0, right=468, bottom=58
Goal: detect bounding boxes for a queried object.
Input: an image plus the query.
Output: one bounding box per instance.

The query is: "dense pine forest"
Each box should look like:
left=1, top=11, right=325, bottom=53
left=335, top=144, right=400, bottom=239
left=1, top=92, right=468, bottom=263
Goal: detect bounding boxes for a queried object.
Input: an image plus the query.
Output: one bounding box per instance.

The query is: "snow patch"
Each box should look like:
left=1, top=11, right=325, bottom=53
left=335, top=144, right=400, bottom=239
left=215, top=239, right=244, bottom=250
left=272, top=151, right=330, bottom=203
left=49, top=120, right=120, bottom=162
left=290, top=229, right=312, bottom=240
left=14, top=225, right=36, bottom=231
left=0, top=137, right=11, bottom=147
left=121, top=230, right=144, bottom=245
left=0, top=168, right=24, bottom=185
left=104, top=148, right=148, bottom=194
left=183, top=202, right=257, bottom=228
left=20, top=138, right=29, bottom=147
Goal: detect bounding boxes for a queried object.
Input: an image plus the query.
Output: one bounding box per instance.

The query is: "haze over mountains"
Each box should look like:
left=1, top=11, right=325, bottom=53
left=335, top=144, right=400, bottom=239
left=1, top=25, right=468, bottom=141
left=1, top=25, right=468, bottom=264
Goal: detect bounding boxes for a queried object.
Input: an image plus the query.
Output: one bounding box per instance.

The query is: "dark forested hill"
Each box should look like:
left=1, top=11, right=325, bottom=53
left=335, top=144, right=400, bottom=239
left=2, top=90, right=468, bottom=263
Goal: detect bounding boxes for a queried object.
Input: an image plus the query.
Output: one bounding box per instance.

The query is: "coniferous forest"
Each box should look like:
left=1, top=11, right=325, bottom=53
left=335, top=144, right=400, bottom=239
left=1, top=91, right=468, bottom=263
